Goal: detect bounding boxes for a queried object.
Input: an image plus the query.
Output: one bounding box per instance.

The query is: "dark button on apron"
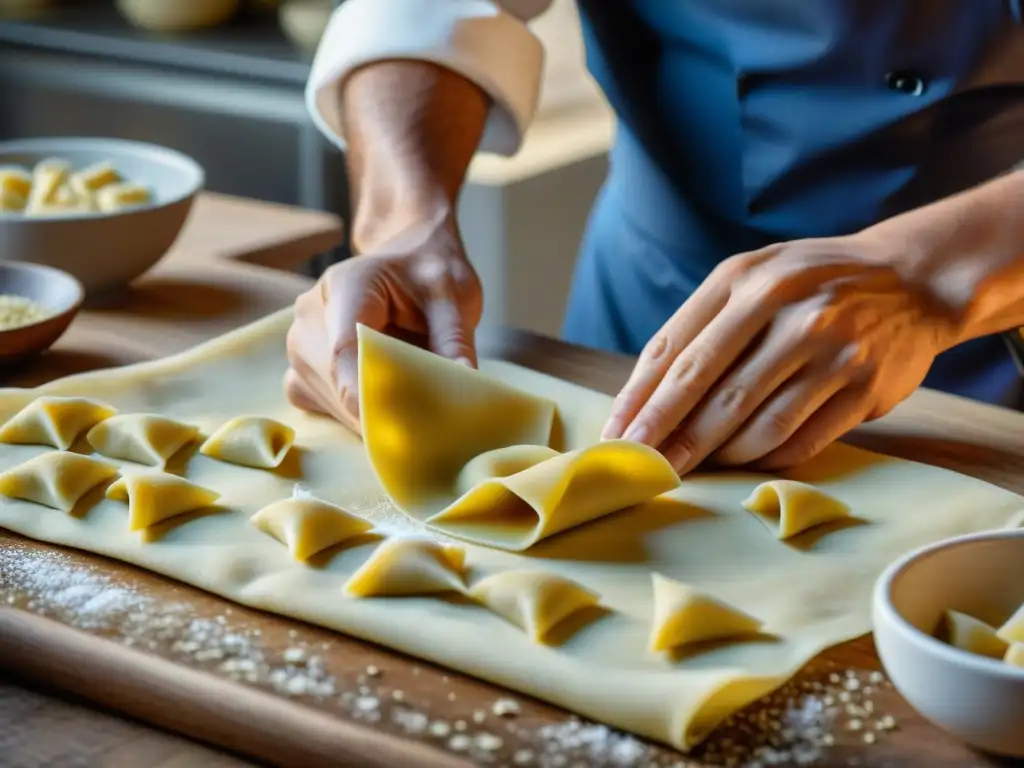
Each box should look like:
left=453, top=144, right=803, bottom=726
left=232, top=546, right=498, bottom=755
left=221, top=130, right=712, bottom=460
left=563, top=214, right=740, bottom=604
left=885, top=70, right=927, bottom=96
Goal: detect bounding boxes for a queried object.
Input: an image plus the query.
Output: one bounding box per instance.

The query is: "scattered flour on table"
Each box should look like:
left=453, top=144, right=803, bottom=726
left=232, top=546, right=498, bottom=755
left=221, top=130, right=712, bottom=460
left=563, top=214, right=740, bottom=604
left=1, top=547, right=898, bottom=767
left=0, top=547, right=150, bottom=628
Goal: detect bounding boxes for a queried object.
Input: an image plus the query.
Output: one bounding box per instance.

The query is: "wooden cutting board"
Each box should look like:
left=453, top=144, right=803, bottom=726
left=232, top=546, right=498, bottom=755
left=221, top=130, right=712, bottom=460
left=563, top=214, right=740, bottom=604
left=1, top=194, right=1021, bottom=767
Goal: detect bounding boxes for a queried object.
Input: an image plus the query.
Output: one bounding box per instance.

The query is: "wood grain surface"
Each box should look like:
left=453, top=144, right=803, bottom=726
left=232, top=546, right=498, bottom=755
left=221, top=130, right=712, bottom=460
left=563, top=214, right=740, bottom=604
left=1, top=193, right=1023, bottom=768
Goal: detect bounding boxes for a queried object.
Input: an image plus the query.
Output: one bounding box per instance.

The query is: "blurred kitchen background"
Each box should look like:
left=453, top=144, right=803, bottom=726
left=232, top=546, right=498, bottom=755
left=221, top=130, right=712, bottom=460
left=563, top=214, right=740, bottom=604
left=0, top=0, right=615, bottom=337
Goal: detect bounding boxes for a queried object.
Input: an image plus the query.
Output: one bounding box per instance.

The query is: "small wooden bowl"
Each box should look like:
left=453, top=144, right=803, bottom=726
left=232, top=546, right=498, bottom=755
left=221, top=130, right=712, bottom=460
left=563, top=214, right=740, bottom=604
left=0, top=262, right=84, bottom=365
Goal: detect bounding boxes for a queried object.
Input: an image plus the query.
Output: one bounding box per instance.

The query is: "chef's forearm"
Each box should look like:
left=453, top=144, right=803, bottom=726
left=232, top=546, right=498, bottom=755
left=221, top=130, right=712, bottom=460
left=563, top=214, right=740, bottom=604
left=339, top=62, right=488, bottom=254
left=865, top=168, right=1024, bottom=343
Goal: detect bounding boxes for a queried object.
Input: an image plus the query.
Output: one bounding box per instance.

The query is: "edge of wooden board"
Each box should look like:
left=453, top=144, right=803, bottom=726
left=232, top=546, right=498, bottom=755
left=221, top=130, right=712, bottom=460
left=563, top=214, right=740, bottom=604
left=0, top=607, right=472, bottom=768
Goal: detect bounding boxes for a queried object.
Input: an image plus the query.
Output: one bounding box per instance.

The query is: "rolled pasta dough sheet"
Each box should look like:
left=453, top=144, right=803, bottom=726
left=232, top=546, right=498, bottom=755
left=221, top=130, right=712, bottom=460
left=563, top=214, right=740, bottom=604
left=0, top=309, right=1021, bottom=750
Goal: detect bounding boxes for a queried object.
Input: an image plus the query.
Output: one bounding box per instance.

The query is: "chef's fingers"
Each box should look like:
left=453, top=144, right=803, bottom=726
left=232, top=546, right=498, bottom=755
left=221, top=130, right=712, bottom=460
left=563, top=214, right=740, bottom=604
left=749, top=385, right=873, bottom=471
left=283, top=365, right=361, bottom=435
left=657, top=330, right=812, bottom=475
left=602, top=271, right=733, bottom=440
left=323, top=265, right=390, bottom=418
left=423, top=292, right=477, bottom=367
left=409, top=248, right=479, bottom=366
left=612, top=292, right=778, bottom=460
left=711, top=363, right=861, bottom=467
left=283, top=367, right=325, bottom=415
left=284, top=309, right=361, bottom=428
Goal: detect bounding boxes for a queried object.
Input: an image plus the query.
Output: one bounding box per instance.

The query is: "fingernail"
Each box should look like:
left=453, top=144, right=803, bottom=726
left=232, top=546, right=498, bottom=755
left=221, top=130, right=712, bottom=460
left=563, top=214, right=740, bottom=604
left=455, top=356, right=474, bottom=368
left=621, top=422, right=650, bottom=444
left=601, top=415, right=624, bottom=440
left=665, top=442, right=692, bottom=472
left=341, top=385, right=359, bottom=418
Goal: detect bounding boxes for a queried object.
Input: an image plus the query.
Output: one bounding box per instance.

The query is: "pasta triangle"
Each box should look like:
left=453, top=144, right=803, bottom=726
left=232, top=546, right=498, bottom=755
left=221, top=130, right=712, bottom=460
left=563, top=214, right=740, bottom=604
left=469, top=569, right=600, bottom=644
left=88, top=413, right=199, bottom=467
left=649, top=573, right=763, bottom=652
left=0, top=451, right=117, bottom=512
left=251, top=496, right=372, bottom=560
left=741, top=480, right=850, bottom=540
left=200, top=416, right=295, bottom=469
left=941, top=610, right=1009, bottom=659
left=106, top=471, right=220, bottom=531
left=0, top=396, right=116, bottom=451
left=344, top=536, right=466, bottom=597
left=1005, top=643, right=1024, bottom=668
left=997, top=602, right=1024, bottom=644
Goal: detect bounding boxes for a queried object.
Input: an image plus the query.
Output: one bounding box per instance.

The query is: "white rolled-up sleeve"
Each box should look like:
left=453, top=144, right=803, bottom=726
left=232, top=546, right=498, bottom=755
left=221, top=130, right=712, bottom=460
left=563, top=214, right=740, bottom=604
left=306, top=0, right=552, bottom=157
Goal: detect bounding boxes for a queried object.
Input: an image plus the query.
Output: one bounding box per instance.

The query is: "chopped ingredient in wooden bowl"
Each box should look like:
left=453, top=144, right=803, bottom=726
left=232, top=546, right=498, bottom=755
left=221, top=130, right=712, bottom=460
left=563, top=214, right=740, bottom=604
left=0, top=294, right=53, bottom=330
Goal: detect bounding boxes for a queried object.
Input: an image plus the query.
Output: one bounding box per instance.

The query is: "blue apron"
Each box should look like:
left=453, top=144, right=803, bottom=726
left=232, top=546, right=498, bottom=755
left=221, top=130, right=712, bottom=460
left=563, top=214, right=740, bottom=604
left=562, top=0, right=1024, bottom=408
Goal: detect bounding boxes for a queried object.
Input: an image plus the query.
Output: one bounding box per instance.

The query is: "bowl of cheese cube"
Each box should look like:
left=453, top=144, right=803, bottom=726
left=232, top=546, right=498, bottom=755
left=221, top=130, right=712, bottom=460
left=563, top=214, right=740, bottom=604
left=0, top=137, right=204, bottom=295
left=873, top=527, right=1024, bottom=758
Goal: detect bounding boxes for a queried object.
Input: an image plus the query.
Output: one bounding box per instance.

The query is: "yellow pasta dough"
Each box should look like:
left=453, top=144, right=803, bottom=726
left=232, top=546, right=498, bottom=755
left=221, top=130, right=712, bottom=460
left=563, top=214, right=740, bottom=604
left=940, top=610, right=1010, bottom=659
left=87, top=413, right=199, bottom=467
left=455, top=444, right=562, bottom=495
left=0, top=188, right=26, bottom=212
left=0, top=166, right=32, bottom=199
left=0, top=396, right=116, bottom=451
left=344, top=536, right=467, bottom=598
left=25, top=158, right=70, bottom=211
left=0, top=451, right=117, bottom=513
left=2, top=309, right=1023, bottom=752
left=649, top=573, right=764, bottom=652
left=96, top=182, right=152, bottom=212
left=106, top=471, right=220, bottom=531
left=71, top=161, right=122, bottom=194
left=428, top=440, right=681, bottom=551
left=1005, top=510, right=1024, bottom=530
left=358, top=326, right=679, bottom=550
left=741, top=480, right=851, bottom=540
left=358, top=323, right=557, bottom=517
left=997, top=602, right=1024, bottom=644
left=1005, top=643, right=1024, bottom=668
left=468, top=569, right=600, bottom=644
left=200, top=416, right=296, bottom=469
left=251, top=494, right=372, bottom=561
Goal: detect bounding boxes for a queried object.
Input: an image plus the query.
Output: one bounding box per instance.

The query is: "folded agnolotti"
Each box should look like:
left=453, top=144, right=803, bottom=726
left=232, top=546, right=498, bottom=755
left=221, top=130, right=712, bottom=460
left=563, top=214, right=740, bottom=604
left=455, top=445, right=562, bottom=494
left=251, top=495, right=372, bottom=561
left=200, top=416, right=296, bottom=470
left=344, top=535, right=467, bottom=598
left=0, top=396, right=117, bottom=451
left=106, top=471, right=220, bottom=531
left=648, top=573, right=764, bottom=652
left=0, top=451, right=117, bottom=512
left=357, top=324, right=557, bottom=519
left=426, top=441, right=681, bottom=551
left=468, top=569, right=600, bottom=644
left=87, top=413, right=200, bottom=467
left=997, top=602, right=1024, bottom=644
left=940, top=610, right=1009, bottom=659
left=741, top=480, right=851, bottom=540
left=1006, top=643, right=1024, bottom=667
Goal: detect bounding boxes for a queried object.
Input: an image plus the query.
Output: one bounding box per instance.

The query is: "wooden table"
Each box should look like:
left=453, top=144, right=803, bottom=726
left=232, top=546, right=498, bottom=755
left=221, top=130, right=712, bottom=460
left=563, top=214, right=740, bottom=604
left=1, top=193, right=1023, bottom=768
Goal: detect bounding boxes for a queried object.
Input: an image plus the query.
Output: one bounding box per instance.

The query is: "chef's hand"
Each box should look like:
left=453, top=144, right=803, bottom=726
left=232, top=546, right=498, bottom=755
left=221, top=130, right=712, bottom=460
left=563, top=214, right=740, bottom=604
left=602, top=232, right=962, bottom=474
left=284, top=211, right=482, bottom=434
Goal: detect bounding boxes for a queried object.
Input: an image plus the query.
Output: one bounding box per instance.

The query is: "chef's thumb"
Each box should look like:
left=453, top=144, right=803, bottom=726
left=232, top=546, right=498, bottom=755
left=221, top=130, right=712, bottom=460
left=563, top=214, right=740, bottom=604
left=424, top=294, right=477, bottom=368
left=324, top=281, right=389, bottom=419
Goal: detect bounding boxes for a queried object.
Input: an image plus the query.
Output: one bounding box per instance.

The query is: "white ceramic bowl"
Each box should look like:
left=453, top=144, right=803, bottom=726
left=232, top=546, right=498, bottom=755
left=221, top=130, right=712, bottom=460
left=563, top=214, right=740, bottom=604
left=873, top=528, right=1024, bottom=758
left=116, top=0, right=240, bottom=32
left=279, top=0, right=332, bottom=52
left=0, top=137, right=204, bottom=296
